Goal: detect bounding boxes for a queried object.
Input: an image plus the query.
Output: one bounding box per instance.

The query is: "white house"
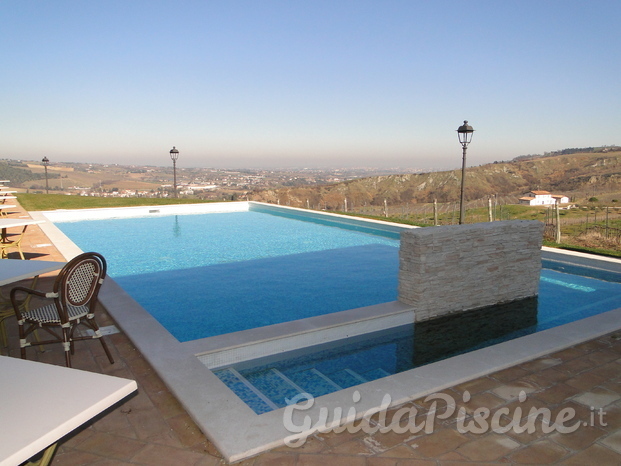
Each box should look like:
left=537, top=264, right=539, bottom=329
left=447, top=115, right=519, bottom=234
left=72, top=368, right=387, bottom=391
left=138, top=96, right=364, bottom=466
left=519, top=190, right=569, bottom=206
left=551, top=194, right=570, bottom=204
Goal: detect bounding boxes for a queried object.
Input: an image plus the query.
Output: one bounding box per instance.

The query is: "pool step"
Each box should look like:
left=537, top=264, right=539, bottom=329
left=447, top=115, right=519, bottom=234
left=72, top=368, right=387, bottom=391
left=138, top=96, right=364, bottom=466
left=214, top=365, right=392, bottom=414
left=243, top=368, right=307, bottom=408
left=288, top=368, right=343, bottom=397
left=214, top=368, right=277, bottom=414
left=326, top=368, right=368, bottom=388
left=362, top=367, right=391, bottom=381
left=216, top=367, right=307, bottom=411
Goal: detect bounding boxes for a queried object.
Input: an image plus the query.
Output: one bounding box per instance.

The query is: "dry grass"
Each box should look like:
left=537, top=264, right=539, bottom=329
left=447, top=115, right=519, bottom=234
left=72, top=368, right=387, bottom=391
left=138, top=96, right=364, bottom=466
left=575, top=230, right=621, bottom=249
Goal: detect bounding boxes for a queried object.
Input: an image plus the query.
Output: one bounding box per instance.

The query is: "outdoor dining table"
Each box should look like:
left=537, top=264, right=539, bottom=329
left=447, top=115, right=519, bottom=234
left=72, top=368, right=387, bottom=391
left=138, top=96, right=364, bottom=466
left=0, top=219, right=44, bottom=259
left=0, top=355, right=137, bottom=466
left=0, top=259, right=66, bottom=286
left=0, top=205, right=16, bottom=217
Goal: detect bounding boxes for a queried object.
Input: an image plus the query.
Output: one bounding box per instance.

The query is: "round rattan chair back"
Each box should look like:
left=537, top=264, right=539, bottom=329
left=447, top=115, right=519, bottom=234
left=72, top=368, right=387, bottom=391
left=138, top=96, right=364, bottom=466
left=56, top=252, right=107, bottom=311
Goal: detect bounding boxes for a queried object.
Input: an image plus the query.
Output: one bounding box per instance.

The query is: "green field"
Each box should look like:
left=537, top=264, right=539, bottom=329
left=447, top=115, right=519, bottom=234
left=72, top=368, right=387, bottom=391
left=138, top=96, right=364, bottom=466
left=17, top=193, right=214, bottom=211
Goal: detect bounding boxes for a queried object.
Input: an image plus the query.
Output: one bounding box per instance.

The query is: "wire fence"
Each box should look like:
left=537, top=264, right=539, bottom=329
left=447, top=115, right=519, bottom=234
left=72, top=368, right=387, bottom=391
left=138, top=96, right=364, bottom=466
left=274, top=195, right=621, bottom=248
left=583, top=225, right=621, bottom=244
left=542, top=205, right=621, bottom=245
left=335, top=196, right=523, bottom=225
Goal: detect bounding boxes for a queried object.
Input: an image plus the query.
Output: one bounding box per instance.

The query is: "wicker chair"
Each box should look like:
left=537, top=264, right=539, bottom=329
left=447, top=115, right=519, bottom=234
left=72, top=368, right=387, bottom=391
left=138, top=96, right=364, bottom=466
left=0, top=276, right=37, bottom=347
left=10, top=252, right=114, bottom=367
left=0, top=306, right=12, bottom=347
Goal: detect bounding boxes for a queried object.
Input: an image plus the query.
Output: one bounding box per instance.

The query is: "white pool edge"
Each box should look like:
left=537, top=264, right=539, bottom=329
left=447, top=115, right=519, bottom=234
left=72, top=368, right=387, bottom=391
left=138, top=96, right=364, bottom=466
left=33, top=202, right=621, bottom=463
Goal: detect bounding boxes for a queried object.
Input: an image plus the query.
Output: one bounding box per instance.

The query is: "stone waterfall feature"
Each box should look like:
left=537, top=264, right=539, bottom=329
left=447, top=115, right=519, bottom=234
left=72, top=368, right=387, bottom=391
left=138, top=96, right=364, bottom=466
left=398, top=220, right=544, bottom=323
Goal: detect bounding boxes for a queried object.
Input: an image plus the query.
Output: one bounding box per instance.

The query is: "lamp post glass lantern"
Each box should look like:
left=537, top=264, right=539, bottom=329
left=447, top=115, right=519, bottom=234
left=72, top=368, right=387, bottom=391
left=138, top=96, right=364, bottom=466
left=169, top=146, right=179, bottom=198
left=457, top=121, right=474, bottom=225
left=42, top=156, right=50, bottom=194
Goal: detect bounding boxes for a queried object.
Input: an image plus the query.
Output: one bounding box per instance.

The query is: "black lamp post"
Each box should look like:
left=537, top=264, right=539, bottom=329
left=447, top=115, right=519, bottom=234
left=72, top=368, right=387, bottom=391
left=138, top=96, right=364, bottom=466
left=169, top=146, right=179, bottom=198
left=457, top=120, right=474, bottom=224
left=42, top=156, right=50, bottom=194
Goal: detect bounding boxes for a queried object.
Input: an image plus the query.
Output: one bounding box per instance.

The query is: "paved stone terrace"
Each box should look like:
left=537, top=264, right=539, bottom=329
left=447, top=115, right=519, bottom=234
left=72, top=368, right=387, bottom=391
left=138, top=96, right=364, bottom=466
left=2, top=202, right=621, bottom=465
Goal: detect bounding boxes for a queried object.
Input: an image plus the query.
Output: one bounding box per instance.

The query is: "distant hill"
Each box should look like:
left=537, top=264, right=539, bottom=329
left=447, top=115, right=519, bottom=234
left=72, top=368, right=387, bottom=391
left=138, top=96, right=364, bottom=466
left=0, top=160, right=50, bottom=185
left=513, top=145, right=621, bottom=161
left=249, top=150, right=621, bottom=208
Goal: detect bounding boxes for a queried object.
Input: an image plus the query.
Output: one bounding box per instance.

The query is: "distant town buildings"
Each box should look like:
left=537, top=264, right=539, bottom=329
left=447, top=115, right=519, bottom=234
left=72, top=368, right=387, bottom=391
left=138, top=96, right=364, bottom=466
left=518, top=190, right=570, bottom=206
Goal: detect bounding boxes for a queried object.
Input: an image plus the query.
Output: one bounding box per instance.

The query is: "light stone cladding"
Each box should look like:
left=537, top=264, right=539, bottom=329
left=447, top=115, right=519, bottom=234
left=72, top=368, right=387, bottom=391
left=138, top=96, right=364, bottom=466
left=398, top=220, right=544, bottom=322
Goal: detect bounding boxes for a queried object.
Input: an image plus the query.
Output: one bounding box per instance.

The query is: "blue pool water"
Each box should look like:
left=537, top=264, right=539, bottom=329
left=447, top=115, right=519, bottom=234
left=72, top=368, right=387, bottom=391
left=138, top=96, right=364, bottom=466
left=55, top=210, right=400, bottom=340
left=215, top=265, right=621, bottom=414
left=55, top=209, right=621, bottom=347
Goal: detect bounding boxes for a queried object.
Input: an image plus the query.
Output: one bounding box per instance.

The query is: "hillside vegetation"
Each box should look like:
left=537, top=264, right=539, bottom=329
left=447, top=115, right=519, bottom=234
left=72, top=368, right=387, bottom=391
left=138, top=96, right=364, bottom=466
left=250, top=151, right=621, bottom=209
left=0, top=160, right=49, bottom=185
left=1, top=160, right=165, bottom=193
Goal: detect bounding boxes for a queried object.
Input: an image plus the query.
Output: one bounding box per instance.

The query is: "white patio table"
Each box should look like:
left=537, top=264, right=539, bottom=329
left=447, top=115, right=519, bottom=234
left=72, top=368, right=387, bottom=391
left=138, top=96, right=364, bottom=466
left=0, top=218, right=44, bottom=232
left=0, top=219, right=44, bottom=259
left=0, top=259, right=66, bottom=286
left=0, top=355, right=137, bottom=466
left=0, top=205, right=16, bottom=217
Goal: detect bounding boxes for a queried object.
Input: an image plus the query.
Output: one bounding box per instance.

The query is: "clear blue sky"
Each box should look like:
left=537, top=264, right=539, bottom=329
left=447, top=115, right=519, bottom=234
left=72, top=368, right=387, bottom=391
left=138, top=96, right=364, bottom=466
left=1, top=1, right=619, bottom=170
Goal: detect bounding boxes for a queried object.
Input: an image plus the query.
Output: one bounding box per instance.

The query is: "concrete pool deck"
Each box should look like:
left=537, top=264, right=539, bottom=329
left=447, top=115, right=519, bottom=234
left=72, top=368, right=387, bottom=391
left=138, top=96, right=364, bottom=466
left=3, top=201, right=621, bottom=464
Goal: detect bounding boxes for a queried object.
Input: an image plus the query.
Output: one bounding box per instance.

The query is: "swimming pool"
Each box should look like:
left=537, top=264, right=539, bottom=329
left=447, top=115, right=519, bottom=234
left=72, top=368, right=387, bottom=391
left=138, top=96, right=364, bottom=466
left=52, top=205, right=621, bottom=344
left=54, top=207, right=402, bottom=340
left=34, top=202, right=621, bottom=462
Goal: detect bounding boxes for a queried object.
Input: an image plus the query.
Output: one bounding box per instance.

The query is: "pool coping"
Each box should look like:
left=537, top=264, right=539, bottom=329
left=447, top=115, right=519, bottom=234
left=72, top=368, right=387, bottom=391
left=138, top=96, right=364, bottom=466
left=32, top=202, right=621, bottom=463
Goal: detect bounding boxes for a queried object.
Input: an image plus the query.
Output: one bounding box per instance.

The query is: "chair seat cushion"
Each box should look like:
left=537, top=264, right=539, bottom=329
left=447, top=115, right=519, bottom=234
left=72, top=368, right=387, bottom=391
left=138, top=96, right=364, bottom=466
left=22, top=304, right=89, bottom=324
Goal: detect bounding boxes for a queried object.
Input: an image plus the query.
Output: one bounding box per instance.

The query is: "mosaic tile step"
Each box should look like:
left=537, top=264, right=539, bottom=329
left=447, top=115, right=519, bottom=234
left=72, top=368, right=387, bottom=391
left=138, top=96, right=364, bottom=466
left=286, top=368, right=342, bottom=397
left=243, top=368, right=301, bottom=408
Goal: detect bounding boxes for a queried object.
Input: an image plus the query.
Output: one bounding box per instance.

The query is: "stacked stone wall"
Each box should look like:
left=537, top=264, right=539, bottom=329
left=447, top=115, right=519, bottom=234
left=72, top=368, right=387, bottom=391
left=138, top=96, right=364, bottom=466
left=398, top=220, right=544, bottom=322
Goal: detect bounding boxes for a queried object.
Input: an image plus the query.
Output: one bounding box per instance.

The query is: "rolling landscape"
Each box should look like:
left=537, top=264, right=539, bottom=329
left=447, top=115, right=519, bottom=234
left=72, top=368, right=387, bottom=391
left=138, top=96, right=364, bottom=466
left=3, top=146, right=621, bottom=257
left=249, top=147, right=621, bottom=210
